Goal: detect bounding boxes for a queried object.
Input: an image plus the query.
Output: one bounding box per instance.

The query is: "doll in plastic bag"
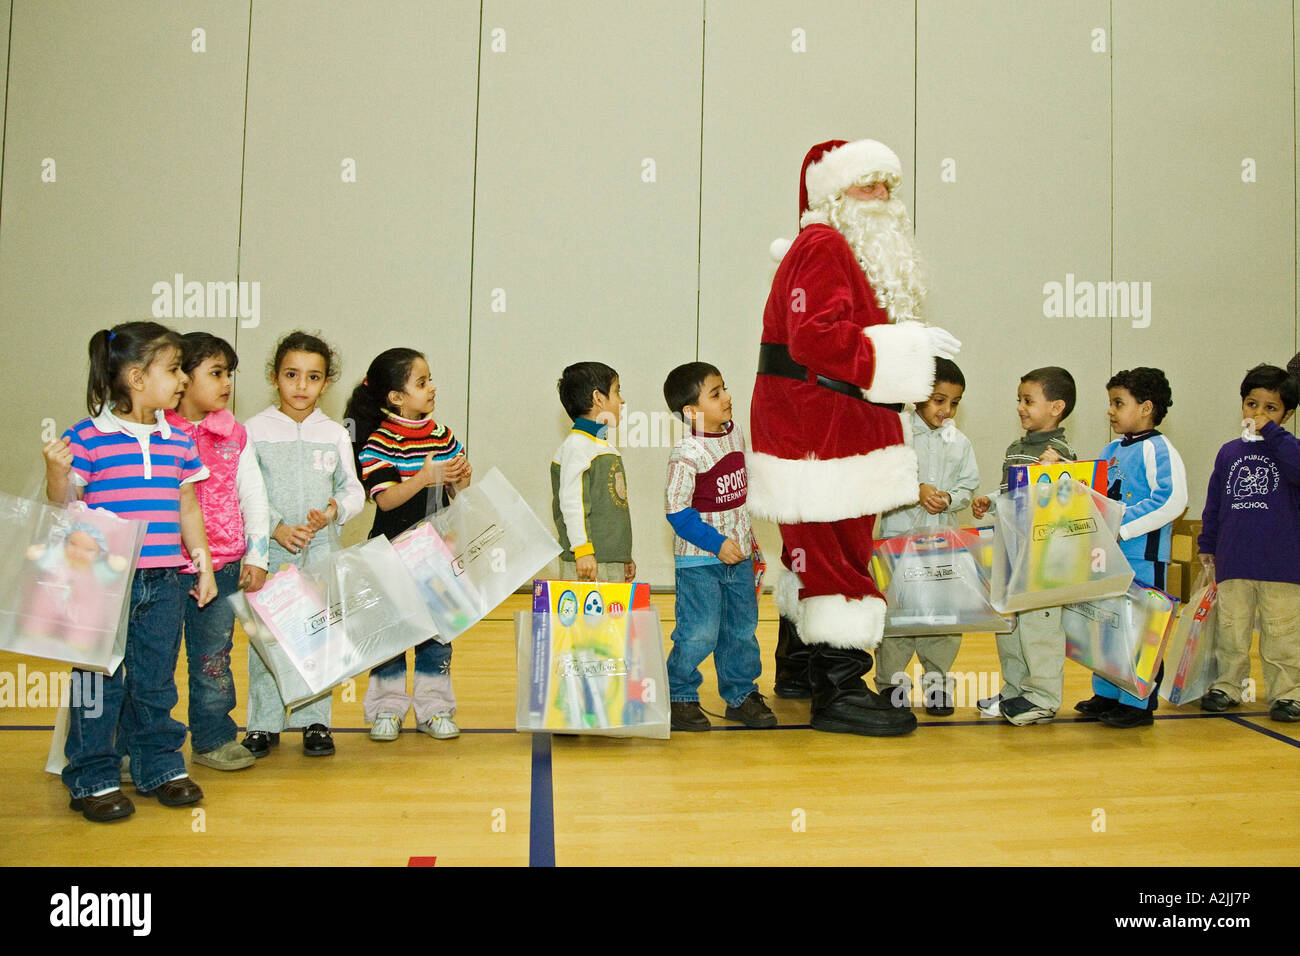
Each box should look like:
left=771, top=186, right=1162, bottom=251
left=20, top=516, right=129, bottom=649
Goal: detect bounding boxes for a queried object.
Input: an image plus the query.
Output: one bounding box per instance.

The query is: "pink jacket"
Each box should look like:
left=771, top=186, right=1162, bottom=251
left=165, top=408, right=248, bottom=572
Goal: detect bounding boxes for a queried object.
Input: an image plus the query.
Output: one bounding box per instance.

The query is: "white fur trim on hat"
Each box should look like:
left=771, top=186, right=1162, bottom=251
left=861, top=322, right=936, bottom=405
left=804, top=140, right=902, bottom=211
left=747, top=443, right=920, bottom=524
left=800, top=593, right=887, bottom=650
left=774, top=569, right=804, bottom=625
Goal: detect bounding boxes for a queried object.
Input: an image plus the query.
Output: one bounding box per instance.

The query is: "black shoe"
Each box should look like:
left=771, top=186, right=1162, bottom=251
left=809, top=645, right=917, bottom=737
left=1098, top=703, right=1154, bottom=728
left=1200, top=689, right=1238, bottom=713
left=999, top=695, right=1055, bottom=725
left=773, top=615, right=812, bottom=698
left=924, top=693, right=955, bottom=717
left=1074, top=694, right=1120, bottom=717
left=724, top=691, right=778, bottom=728
left=69, top=789, right=135, bottom=823
left=670, top=701, right=711, bottom=732
left=241, top=731, right=279, bottom=758
left=877, top=684, right=911, bottom=708
left=1269, top=699, right=1300, bottom=722
left=302, top=724, right=335, bottom=756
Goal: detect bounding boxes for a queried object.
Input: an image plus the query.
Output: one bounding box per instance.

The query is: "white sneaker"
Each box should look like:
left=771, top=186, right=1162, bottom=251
left=417, top=714, right=460, bottom=740
left=369, top=714, right=402, bottom=742
left=977, top=694, right=1003, bottom=719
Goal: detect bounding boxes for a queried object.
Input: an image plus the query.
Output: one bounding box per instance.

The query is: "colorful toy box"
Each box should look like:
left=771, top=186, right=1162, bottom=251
left=1063, top=581, right=1178, bottom=700
left=516, top=580, right=669, bottom=738
left=871, top=520, right=1013, bottom=636
left=991, top=466, right=1133, bottom=614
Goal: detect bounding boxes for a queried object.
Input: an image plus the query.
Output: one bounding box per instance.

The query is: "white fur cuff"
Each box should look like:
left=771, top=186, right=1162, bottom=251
left=801, top=594, right=887, bottom=651
left=774, top=570, right=804, bottom=626
left=861, top=323, right=936, bottom=405
left=747, top=444, right=920, bottom=524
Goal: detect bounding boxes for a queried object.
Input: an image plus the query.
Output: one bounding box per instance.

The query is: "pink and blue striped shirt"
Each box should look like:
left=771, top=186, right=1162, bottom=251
left=64, top=410, right=209, bottom=569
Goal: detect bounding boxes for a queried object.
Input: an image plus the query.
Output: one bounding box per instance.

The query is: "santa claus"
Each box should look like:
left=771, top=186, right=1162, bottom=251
left=749, top=138, right=961, bottom=736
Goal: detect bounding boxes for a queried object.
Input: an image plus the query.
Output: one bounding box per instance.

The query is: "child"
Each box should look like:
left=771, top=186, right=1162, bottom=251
left=43, top=322, right=216, bottom=821
left=1198, top=364, right=1300, bottom=723
left=1074, top=367, right=1187, bottom=728
left=241, top=331, right=364, bottom=758
left=550, top=362, right=635, bottom=583
left=165, top=332, right=270, bottom=769
left=874, top=359, right=980, bottom=717
left=662, top=362, right=776, bottom=732
left=344, top=348, right=471, bottom=742
left=971, top=366, right=1077, bottom=725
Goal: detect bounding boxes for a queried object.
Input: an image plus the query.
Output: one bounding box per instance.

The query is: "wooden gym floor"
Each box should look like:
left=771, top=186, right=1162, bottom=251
left=1, top=592, right=1296, bottom=867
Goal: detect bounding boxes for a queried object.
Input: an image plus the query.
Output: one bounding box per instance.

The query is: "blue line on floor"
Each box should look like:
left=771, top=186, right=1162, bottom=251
left=529, top=733, right=556, bottom=867
left=1225, top=715, right=1300, bottom=750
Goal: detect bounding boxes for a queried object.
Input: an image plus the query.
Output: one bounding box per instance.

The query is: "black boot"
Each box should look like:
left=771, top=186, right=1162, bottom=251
left=773, top=615, right=812, bottom=699
left=809, top=645, right=918, bottom=737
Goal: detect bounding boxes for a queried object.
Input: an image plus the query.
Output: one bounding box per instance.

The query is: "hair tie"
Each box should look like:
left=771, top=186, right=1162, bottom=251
left=108, top=331, right=116, bottom=342
left=362, top=376, right=369, bottom=386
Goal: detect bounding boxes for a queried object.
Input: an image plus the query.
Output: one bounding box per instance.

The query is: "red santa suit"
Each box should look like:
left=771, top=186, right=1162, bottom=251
left=749, top=139, right=958, bottom=735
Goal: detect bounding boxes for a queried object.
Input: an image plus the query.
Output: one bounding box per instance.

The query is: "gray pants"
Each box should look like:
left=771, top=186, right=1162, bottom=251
left=995, top=606, right=1065, bottom=712
left=874, top=634, right=962, bottom=698
left=246, top=646, right=332, bottom=732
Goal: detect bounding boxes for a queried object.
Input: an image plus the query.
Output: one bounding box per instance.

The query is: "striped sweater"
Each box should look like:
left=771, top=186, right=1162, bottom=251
left=63, top=409, right=209, bottom=568
left=358, top=412, right=464, bottom=539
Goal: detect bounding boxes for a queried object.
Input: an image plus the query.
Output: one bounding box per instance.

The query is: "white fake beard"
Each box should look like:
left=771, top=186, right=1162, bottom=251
left=826, top=195, right=926, bottom=323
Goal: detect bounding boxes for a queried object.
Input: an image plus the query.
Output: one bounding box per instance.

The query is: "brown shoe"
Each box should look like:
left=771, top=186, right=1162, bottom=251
left=69, top=789, right=135, bottom=822
left=138, top=776, right=204, bottom=807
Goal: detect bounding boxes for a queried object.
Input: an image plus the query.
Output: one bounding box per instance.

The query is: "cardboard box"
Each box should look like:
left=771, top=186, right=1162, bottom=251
left=1170, top=519, right=1202, bottom=565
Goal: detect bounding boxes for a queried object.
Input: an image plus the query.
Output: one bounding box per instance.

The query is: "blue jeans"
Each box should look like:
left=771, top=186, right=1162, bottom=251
left=180, top=563, right=240, bottom=752
left=64, top=567, right=188, bottom=797
left=667, top=562, right=761, bottom=707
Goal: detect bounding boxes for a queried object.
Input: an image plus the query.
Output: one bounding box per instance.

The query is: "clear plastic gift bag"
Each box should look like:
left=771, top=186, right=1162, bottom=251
left=0, top=490, right=145, bottom=673
left=516, top=580, right=670, bottom=738
left=1064, top=581, right=1178, bottom=700
left=230, top=531, right=437, bottom=707
left=1158, top=568, right=1219, bottom=705
left=871, top=515, right=1013, bottom=636
left=394, top=468, right=560, bottom=643
left=990, top=476, right=1133, bottom=614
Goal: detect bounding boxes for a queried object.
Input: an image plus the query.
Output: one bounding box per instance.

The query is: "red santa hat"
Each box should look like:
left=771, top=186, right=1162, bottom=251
left=770, top=138, right=904, bottom=261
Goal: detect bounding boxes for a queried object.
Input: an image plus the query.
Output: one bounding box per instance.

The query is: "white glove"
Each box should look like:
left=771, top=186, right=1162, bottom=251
left=926, top=326, right=961, bottom=360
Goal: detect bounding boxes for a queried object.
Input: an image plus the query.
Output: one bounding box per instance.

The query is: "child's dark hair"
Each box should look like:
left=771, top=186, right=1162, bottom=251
left=557, top=362, right=618, bottom=420
left=86, top=321, right=184, bottom=417
left=1021, top=366, right=1076, bottom=421
left=1241, top=363, right=1299, bottom=412
left=1106, top=367, right=1172, bottom=426
left=343, top=348, right=425, bottom=464
left=179, top=331, right=239, bottom=376
left=663, top=361, right=721, bottom=418
left=268, top=330, right=339, bottom=382
left=933, top=358, right=965, bottom=390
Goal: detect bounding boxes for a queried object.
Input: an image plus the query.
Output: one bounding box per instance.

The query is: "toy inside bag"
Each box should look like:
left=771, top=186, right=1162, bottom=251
left=0, top=492, right=144, bottom=673
left=1064, top=580, right=1178, bottom=700
left=872, top=515, right=1013, bottom=637
left=1159, top=566, right=1219, bottom=705
left=389, top=521, right=482, bottom=641
left=991, top=474, right=1133, bottom=614
left=232, top=533, right=436, bottom=706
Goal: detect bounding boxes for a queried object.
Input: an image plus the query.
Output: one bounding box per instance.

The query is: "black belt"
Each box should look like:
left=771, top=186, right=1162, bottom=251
left=757, top=342, right=903, bottom=411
